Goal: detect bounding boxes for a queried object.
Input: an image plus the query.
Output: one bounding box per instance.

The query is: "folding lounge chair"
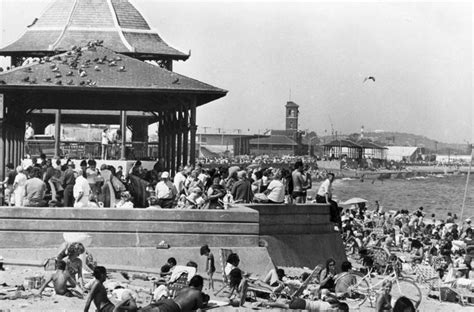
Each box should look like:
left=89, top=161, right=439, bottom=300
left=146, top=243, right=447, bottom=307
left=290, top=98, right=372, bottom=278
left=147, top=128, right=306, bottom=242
left=290, top=265, right=322, bottom=298
left=414, top=264, right=441, bottom=301
left=447, top=279, right=474, bottom=306
left=213, top=248, right=278, bottom=300
left=214, top=248, right=234, bottom=296
left=168, top=272, right=189, bottom=298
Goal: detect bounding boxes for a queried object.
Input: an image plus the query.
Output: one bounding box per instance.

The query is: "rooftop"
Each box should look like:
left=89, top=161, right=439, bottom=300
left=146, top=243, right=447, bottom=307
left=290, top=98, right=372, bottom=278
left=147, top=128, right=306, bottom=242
left=0, top=0, right=188, bottom=61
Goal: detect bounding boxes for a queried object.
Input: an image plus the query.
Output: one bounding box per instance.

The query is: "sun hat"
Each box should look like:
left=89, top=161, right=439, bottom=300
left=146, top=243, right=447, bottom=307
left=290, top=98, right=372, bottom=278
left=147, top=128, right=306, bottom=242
left=161, top=171, right=170, bottom=179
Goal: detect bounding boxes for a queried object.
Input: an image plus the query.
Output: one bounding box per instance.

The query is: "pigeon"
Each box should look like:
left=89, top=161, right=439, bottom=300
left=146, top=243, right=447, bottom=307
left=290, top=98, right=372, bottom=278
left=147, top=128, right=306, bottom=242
left=118, top=66, right=126, bottom=72
left=66, top=71, right=74, bottom=76
left=108, top=61, right=117, bottom=67
left=55, top=73, right=62, bottom=78
left=44, top=77, right=52, bottom=82
left=23, top=68, right=33, bottom=73
left=52, top=67, right=60, bottom=73
left=55, top=80, right=62, bottom=85
left=363, top=76, right=376, bottom=83
left=49, top=64, right=57, bottom=69
left=79, top=81, right=86, bottom=86
left=29, top=78, right=37, bottom=84
left=94, top=66, right=101, bottom=71
left=21, top=76, right=30, bottom=82
left=67, top=79, right=74, bottom=85
left=80, top=71, right=87, bottom=77
left=114, top=56, right=122, bottom=61
left=172, top=78, right=180, bottom=84
left=0, top=80, right=6, bottom=85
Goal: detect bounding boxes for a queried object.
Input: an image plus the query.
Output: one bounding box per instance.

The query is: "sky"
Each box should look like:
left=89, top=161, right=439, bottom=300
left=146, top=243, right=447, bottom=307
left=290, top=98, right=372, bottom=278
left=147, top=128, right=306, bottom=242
left=0, top=0, right=472, bottom=144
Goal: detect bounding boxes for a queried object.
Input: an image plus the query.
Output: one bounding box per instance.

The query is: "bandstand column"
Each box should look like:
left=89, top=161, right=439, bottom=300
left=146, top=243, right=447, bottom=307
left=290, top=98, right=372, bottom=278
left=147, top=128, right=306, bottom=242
left=120, top=111, right=127, bottom=160
left=170, top=112, right=177, bottom=176
left=164, top=112, right=171, bottom=171
left=189, top=97, right=197, bottom=166
left=158, top=112, right=164, bottom=160
left=176, top=109, right=183, bottom=170
left=183, top=109, right=189, bottom=166
left=54, top=109, right=61, bottom=158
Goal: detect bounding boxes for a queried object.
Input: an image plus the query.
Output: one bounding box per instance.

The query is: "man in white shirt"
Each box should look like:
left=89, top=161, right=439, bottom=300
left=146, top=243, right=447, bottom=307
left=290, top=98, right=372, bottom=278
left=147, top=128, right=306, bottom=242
left=73, top=168, right=91, bottom=208
left=174, top=166, right=191, bottom=196
left=155, top=171, right=177, bottom=208
left=316, top=173, right=341, bottom=229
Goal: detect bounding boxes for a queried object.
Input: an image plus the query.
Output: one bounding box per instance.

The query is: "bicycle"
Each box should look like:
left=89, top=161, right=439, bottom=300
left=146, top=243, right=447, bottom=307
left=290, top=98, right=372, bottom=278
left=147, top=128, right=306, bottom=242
left=335, top=257, right=422, bottom=310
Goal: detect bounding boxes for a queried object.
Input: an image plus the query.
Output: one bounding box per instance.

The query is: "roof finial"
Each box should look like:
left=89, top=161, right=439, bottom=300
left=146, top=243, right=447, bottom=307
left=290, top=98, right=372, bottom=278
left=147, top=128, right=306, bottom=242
left=289, top=88, right=291, bottom=101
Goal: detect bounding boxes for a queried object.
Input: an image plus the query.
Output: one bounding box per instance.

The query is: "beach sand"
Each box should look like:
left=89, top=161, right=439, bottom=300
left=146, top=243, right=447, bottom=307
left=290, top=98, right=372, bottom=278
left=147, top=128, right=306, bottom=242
left=0, top=265, right=471, bottom=311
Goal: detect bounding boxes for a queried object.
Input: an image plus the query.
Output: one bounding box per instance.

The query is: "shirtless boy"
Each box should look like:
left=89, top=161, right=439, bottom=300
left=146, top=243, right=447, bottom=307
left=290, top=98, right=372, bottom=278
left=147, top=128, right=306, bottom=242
left=37, top=260, right=82, bottom=298
left=84, top=266, right=115, bottom=312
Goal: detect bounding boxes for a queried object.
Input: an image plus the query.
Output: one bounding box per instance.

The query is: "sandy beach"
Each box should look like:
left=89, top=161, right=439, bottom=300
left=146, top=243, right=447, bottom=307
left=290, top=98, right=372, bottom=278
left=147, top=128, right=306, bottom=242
left=0, top=265, right=471, bottom=312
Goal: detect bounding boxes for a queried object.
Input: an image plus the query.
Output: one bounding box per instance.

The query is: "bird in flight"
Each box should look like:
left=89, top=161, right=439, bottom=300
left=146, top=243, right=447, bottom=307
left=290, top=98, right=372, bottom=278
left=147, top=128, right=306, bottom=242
left=363, top=76, right=376, bottom=83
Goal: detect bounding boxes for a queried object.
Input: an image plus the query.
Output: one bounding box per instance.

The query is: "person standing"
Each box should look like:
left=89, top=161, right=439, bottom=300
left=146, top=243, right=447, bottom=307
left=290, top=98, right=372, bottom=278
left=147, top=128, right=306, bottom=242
left=61, top=162, right=76, bottom=207
left=316, top=173, right=341, bottom=229
left=291, top=160, right=307, bottom=203
left=24, top=167, right=46, bottom=207
left=12, top=166, right=27, bottom=207
left=101, top=128, right=109, bottom=160
left=74, top=168, right=91, bottom=208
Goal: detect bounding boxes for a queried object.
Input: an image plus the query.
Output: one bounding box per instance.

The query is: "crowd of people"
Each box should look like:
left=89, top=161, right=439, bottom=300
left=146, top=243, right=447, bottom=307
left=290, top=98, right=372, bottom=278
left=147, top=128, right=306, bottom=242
left=1, top=155, right=342, bottom=215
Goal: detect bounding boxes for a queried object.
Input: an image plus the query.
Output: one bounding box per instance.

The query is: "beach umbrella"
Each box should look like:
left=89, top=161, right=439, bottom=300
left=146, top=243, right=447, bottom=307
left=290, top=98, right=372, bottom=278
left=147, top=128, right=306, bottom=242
left=341, top=197, right=368, bottom=205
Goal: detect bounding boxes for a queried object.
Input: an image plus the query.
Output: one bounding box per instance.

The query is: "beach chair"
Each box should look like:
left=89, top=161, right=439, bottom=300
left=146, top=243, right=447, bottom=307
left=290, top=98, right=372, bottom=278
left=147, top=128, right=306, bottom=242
left=414, top=264, right=441, bottom=301
left=168, top=272, right=189, bottom=298
left=214, top=248, right=234, bottom=296
left=289, top=265, right=322, bottom=298
left=213, top=248, right=279, bottom=300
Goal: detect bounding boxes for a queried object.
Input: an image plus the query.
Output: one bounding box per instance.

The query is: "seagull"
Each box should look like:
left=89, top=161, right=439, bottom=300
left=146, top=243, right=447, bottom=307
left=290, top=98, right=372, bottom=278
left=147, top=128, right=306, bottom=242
left=118, top=66, right=126, bottom=72
left=172, top=78, right=180, bottom=84
left=363, top=76, right=376, bottom=83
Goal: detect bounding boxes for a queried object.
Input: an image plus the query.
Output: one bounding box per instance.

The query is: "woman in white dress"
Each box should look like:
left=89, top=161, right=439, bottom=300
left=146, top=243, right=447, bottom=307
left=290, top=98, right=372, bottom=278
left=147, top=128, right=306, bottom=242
left=13, top=166, right=27, bottom=207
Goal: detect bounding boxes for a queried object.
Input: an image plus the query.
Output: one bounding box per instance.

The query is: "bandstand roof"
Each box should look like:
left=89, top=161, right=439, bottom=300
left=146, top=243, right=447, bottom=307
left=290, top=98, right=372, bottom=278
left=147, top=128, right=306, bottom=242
left=0, top=44, right=227, bottom=111
left=0, top=0, right=189, bottom=61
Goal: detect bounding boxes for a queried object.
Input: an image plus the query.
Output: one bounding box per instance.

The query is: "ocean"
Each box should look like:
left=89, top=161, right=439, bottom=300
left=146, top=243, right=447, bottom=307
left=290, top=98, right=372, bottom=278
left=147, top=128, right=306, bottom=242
left=310, top=174, right=474, bottom=221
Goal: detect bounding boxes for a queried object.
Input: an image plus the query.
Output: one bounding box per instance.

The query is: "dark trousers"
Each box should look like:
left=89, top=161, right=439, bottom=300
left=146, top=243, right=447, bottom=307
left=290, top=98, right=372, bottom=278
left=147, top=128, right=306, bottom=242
left=63, top=185, right=74, bottom=207
left=316, top=195, right=340, bottom=224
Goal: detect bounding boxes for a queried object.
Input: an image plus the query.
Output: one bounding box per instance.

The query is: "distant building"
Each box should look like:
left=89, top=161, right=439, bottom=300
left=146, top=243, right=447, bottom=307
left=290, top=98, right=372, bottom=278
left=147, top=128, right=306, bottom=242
left=249, top=101, right=309, bottom=156
left=385, top=146, right=422, bottom=162
left=323, top=139, right=387, bottom=160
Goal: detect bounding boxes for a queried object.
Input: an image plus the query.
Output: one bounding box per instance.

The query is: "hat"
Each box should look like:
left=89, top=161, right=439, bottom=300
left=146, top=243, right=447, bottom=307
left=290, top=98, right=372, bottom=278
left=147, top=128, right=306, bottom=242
left=237, top=170, right=246, bottom=179
left=466, top=218, right=471, bottom=223
left=161, top=171, right=170, bottom=179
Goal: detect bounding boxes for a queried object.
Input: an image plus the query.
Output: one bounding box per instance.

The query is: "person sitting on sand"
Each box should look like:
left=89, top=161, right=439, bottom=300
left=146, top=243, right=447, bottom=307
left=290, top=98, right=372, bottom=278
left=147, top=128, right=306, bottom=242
left=84, top=266, right=115, bottom=312
left=37, top=260, right=82, bottom=298
left=139, top=275, right=209, bottom=312
left=319, top=258, right=337, bottom=292
left=57, top=242, right=86, bottom=290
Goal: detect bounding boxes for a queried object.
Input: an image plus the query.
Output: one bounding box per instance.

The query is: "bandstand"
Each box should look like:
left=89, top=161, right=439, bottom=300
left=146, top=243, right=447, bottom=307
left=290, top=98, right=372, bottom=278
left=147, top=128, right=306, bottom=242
left=0, top=0, right=345, bottom=274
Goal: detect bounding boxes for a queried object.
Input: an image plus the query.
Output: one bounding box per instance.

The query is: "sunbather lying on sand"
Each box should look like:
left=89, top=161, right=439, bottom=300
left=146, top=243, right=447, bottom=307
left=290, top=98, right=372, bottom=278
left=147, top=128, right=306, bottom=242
left=139, top=275, right=209, bottom=312
left=265, top=289, right=348, bottom=312
left=37, top=260, right=83, bottom=298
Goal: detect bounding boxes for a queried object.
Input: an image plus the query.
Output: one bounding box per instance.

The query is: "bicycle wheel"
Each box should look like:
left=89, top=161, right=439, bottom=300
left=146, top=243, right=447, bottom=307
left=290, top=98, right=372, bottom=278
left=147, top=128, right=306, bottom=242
left=391, top=278, right=422, bottom=309
left=335, top=272, right=374, bottom=309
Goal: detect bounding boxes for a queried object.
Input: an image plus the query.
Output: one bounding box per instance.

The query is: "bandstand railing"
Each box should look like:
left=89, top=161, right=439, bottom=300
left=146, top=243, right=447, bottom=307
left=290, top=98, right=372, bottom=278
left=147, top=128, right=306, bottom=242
left=25, top=140, right=159, bottom=160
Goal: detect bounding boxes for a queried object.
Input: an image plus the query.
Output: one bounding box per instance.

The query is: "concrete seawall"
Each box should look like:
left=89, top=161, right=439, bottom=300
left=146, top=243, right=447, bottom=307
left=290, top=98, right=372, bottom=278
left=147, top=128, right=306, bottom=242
left=247, top=204, right=347, bottom=268
left=0, top=204, right=345, bottom=276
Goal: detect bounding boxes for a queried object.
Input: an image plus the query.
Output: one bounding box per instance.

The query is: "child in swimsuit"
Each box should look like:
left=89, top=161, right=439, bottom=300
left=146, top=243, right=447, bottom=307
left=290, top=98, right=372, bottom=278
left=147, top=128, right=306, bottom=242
left=200, top=245, right=215, bottom=291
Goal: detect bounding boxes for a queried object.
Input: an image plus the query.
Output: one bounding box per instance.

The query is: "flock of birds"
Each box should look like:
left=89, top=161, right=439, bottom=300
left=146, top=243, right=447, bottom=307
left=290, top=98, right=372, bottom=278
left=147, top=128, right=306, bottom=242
left=17, top=40, right=126, bottom=87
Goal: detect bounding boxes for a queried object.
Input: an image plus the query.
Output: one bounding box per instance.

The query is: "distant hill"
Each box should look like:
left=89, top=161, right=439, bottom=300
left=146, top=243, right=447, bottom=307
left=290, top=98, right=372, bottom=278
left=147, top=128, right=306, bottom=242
left=320, top=131, right=470, bottom=155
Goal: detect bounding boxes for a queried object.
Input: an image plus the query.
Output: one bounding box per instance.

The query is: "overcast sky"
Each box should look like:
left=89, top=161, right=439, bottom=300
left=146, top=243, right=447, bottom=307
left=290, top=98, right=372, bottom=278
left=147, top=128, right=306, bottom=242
left=0, top=0, right=472, bottom=144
